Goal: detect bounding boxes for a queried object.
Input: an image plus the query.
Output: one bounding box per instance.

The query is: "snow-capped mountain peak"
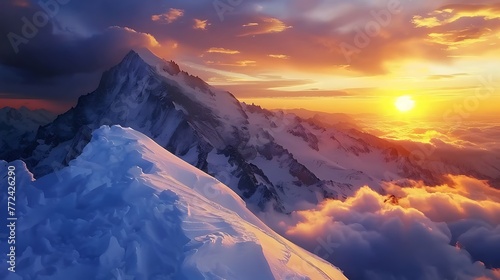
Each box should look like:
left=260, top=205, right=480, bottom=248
left=5, top=49, right=446, bottom=213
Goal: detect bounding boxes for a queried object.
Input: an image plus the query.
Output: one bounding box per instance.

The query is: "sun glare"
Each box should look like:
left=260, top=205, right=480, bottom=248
left=395, top=95, right=415, bottom=113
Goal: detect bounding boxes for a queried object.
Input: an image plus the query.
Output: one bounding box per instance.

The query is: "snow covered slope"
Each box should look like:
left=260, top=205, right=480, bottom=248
left=0, top=125, right=347, bottom=280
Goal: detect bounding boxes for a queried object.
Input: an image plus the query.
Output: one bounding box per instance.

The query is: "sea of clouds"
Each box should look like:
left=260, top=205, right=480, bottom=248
left=259, top=119, right=500, bottom=280
left=362, top=119, right=500, bottom=186
left=261, top=175, right=500, bottom=279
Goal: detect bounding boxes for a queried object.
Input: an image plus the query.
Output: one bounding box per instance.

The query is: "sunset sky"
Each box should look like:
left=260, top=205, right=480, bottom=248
left=1, top=0, right=499, bottom=118
left=1, top=2, right=500, bottom=279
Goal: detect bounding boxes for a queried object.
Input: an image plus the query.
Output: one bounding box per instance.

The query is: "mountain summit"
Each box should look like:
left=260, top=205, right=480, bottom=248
left=8, top=49, right=440, bottom=212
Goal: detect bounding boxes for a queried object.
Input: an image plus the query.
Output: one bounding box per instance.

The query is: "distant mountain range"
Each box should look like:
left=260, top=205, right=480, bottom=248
left=281, top=108, right=362, bottom=131
left=0, top=106, right=55, bottom=155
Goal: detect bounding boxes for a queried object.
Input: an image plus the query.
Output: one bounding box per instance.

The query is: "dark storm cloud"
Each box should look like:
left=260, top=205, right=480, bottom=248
left=0, top=0, right=254, bottom=104
left=0, top=70, right=101, bottom=104
left=0, top=0, right=263, bottom=104
left=0, top=0, right=164, bottom=76
left=0, top=0, right=173, bottom=103
left=2, top=26, right=158, bottom=77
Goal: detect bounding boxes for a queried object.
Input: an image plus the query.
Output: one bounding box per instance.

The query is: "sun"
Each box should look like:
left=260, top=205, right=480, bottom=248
left=395, top=95, right=415, bottom=113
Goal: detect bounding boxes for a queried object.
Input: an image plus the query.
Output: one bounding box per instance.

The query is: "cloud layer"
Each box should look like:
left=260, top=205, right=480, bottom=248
left=261, top=175, right=500, bottom=280
left=359, top=118, right=500, bottom=187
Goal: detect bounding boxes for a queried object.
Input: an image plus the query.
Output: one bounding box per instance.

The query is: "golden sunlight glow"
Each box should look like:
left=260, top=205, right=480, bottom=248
left=395, top=95, right=416, bottom=113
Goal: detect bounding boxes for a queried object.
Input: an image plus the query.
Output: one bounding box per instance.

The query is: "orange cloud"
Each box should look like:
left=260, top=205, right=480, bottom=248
left=268, top=54, right=290, bottom=59
left=206, top=47, right=240, bottom=54
left=427, top=27, right=493, bottom=49
left=410, top=4, right=500, bottom=54
left=151, top=8, right=184, bottom=24
left=242, top=22, right=259, bottom=27
left=439, top=4, right=500, bottom=23
left=383, top=175, right=500, bottom=224
left=107, top=26, right=160, bottom=47
left=206, top=60, right=257, bottom=67
left=413, top=4, right=500, bottom=28
left=239, top=17, right=292, bottom=36
left=193, top=19, right=210, bottom=30
left=235, top=60, right=257, bottom=67
left=412, top=16, right=442, bottom=28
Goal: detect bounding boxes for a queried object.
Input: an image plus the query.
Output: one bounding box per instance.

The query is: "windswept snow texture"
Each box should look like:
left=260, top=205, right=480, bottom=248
left=0, top=126, right=347, bottom=280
